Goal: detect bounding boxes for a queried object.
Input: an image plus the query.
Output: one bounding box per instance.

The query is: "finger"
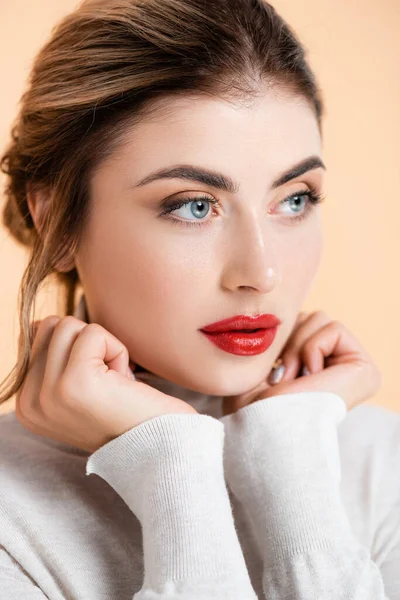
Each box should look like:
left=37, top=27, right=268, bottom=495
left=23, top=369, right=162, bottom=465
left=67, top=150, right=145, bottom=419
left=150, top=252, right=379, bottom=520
left=282, top=311, right=330, bottom=357
left=23, top=316, right=61, bottom=405
left=29, top=320, right=42, bottom=339
left=18, top=321, right=40, bottom=357
left=280, top=311, right=332, bottom=381
left=286, top=311, right=310, bottom=342
left=295, top=311, right=309, bottom=327
left=263, top=358, right=377, bottom=411
left=274, top=313, right=311, bottom=369
left=266, top=311, right=309, bottom=385
left=29, top=316, right=61, bottom=363
left=16, top=317, right=61, bottom=425
left=41, top=317, right=88, bottom=394
left=300, top=321, right=366, bottom=374
left=17, top=318, right=51, bottom=363
left=65, top=322, right=130, bottom=381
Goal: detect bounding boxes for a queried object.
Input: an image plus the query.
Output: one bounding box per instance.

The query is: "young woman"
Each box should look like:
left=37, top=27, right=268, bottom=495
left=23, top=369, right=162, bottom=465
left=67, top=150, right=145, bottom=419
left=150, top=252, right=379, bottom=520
left=0, top=0, right=398, bottom=598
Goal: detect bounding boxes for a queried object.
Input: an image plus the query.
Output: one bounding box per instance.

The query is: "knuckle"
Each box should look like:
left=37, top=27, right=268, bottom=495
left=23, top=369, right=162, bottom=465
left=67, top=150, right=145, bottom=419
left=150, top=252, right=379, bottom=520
left=315, top=310, right=330, bottom=321
left=52, top=315, right=86, bottom=333
left=42, top=315, right=62, bottom=328
left=329, top=319, right=341, bottom=328
left=295, top=311, right=308, bottom=323
left=56, top=315, right=79, bottom=330
left=302, top=336, right=315, bottom=353
left=321, top=319, right=340, bottom=333
left=84, top=322, right=104, bottom=335
left=46, top=316, right=87, bottom=341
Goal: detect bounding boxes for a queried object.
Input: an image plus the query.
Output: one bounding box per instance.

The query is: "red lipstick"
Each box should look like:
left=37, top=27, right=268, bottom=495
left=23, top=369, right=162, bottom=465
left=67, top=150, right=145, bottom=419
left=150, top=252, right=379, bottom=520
left=200, top=314, right=280, bottom=356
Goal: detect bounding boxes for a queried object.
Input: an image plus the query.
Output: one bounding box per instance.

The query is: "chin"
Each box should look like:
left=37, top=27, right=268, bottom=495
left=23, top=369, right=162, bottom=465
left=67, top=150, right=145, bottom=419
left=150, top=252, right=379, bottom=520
left=185, top=368, right=271, bottom=398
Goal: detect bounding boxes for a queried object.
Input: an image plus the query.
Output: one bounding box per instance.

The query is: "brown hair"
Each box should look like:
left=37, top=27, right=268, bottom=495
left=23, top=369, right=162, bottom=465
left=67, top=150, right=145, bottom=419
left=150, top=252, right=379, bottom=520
left=0, top=0, right=324, bottom=404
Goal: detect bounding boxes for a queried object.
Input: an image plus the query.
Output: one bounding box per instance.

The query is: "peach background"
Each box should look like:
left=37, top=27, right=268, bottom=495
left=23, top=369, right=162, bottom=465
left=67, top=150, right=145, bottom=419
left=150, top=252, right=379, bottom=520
left=0, top=0, right=399, bottom=415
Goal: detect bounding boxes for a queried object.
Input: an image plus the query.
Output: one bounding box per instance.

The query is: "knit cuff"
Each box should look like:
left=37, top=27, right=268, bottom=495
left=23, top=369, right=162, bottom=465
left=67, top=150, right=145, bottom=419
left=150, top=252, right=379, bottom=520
left=220, top=392, right=356, bottom=567
left=86, top=413, right=255, bottom=589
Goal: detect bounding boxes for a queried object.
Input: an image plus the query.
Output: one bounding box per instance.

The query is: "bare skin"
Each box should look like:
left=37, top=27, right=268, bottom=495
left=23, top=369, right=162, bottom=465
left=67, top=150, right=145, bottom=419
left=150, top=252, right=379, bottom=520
left=30, top=85, right=326, bottom=398
left=15, top=309, right=380, bottom=453
left=20, top=85, right=381, bottom=452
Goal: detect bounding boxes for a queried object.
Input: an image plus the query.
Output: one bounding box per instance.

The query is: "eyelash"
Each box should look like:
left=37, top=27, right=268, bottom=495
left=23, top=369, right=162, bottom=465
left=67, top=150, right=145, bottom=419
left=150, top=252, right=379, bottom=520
left=159, top=187, right=325, bottom=229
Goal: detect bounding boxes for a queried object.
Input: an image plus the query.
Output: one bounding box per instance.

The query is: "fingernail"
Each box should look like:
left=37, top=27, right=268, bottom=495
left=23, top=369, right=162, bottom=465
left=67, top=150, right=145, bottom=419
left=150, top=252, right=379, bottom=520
left=268, top=360, right=286, bottom=385
left=301, top=366, right=311, bottom=376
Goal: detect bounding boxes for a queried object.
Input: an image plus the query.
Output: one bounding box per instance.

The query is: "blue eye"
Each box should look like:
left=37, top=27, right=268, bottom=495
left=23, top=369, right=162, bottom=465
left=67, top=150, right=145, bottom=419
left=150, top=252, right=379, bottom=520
left=159, top=188, right=324, bottom=229
left=282, top=193, right=308, bottom=214
left=276, top=190, right=323, bottom=222
left=159, top=195, right=221, bottom=229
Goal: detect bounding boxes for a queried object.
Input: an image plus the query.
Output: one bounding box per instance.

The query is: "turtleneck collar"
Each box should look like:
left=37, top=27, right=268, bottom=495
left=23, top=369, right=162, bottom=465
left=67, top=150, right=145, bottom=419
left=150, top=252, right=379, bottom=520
left=73, top=293, right=224, bottom=419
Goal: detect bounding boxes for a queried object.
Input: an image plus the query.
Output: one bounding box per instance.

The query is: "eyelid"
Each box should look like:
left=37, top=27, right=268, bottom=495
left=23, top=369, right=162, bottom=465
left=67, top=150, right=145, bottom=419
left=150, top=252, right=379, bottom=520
left=159, top=180, right=325, bottom=217
left=274, top=178, right=321, bottom=197
left=159, top=192, right=219, bottom=214
left=164, top=178, right=322, bottom=204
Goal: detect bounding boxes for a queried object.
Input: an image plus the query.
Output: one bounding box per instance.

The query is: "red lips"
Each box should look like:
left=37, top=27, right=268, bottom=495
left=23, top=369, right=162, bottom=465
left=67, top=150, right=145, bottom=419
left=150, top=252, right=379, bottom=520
left=200, top=314, right=281, bottom=333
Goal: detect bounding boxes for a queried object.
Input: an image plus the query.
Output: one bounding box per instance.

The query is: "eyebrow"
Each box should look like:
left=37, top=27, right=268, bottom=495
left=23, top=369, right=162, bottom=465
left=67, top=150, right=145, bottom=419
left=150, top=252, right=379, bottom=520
left=131, top=155, right=326, bottom=193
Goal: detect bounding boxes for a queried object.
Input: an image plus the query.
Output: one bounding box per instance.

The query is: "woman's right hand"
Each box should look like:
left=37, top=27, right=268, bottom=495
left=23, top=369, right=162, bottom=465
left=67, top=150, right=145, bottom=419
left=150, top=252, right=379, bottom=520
left=15, top=316, right=197, bottom=453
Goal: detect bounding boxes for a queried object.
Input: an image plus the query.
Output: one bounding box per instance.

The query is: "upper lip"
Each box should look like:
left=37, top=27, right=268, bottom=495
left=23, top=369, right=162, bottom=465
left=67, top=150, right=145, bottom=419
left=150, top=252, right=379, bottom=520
left=200, top=314, right=281, bottom=333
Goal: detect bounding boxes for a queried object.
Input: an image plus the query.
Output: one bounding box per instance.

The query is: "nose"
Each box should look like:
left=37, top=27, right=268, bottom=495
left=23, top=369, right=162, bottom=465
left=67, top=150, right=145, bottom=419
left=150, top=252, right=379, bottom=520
left=221, top=216, right=280, bottom=293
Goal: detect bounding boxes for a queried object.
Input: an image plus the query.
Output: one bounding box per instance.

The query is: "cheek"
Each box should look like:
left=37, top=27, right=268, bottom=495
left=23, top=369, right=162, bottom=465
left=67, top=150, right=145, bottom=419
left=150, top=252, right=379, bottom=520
left=279, top=225, right=323, bottom=302
left=101, top=232, right=215, bottom=375
left=92, top=223, right=212, bottom=324
left=137, top=235, right=215, bottom=316
left=78, top=199, right=215, bottom=317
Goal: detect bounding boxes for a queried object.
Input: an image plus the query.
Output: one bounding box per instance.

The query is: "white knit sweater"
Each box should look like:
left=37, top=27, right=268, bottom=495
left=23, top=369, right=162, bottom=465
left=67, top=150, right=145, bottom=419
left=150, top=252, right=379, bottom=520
left=0, top=296, right=399, bottom=598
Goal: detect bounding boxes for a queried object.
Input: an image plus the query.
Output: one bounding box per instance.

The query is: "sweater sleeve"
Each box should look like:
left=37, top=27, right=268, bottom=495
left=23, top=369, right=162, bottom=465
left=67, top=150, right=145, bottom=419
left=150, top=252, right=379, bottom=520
left=0, top=546, right=48, bottom=599
left=85, top=412, right=258, bottom=600
left=219, top=392, right=399, bottom=600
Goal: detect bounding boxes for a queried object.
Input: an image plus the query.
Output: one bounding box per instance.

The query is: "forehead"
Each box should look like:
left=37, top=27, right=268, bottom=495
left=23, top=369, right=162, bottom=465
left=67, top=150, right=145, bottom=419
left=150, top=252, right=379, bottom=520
left=104, top=87, right=322, bottom=183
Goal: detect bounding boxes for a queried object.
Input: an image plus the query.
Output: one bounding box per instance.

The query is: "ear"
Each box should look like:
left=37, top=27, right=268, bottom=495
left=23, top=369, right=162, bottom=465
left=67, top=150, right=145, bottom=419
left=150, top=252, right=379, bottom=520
left=26, top=181, right=51, bottom=235
left=26, top=182, right=76, bottom=273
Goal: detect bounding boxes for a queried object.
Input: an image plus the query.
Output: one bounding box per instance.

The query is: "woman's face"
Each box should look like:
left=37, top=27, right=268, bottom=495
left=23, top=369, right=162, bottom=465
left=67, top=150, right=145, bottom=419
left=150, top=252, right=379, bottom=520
left=74, top=86, right=325, bottom=396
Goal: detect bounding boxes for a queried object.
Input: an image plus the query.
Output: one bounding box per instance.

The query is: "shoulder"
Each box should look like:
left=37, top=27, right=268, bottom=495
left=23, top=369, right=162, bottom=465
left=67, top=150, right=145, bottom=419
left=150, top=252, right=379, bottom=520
left=0, top=410, right=111, bottom=541
left=0, top=411, right=89, bottom=506
left=0, top=409, right=50, bottom=461
left=0, top=409, right=90, bottom=459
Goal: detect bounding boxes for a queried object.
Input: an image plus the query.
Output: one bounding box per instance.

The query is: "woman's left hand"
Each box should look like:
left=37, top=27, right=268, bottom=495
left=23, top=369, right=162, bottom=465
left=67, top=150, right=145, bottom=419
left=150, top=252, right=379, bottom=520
left=222, top=311, right=382, bottom=416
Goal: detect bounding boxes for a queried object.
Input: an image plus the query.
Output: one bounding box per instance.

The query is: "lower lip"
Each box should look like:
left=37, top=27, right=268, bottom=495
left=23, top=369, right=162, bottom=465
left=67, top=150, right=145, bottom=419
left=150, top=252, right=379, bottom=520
left=200, top=326, right=278, bottom=356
